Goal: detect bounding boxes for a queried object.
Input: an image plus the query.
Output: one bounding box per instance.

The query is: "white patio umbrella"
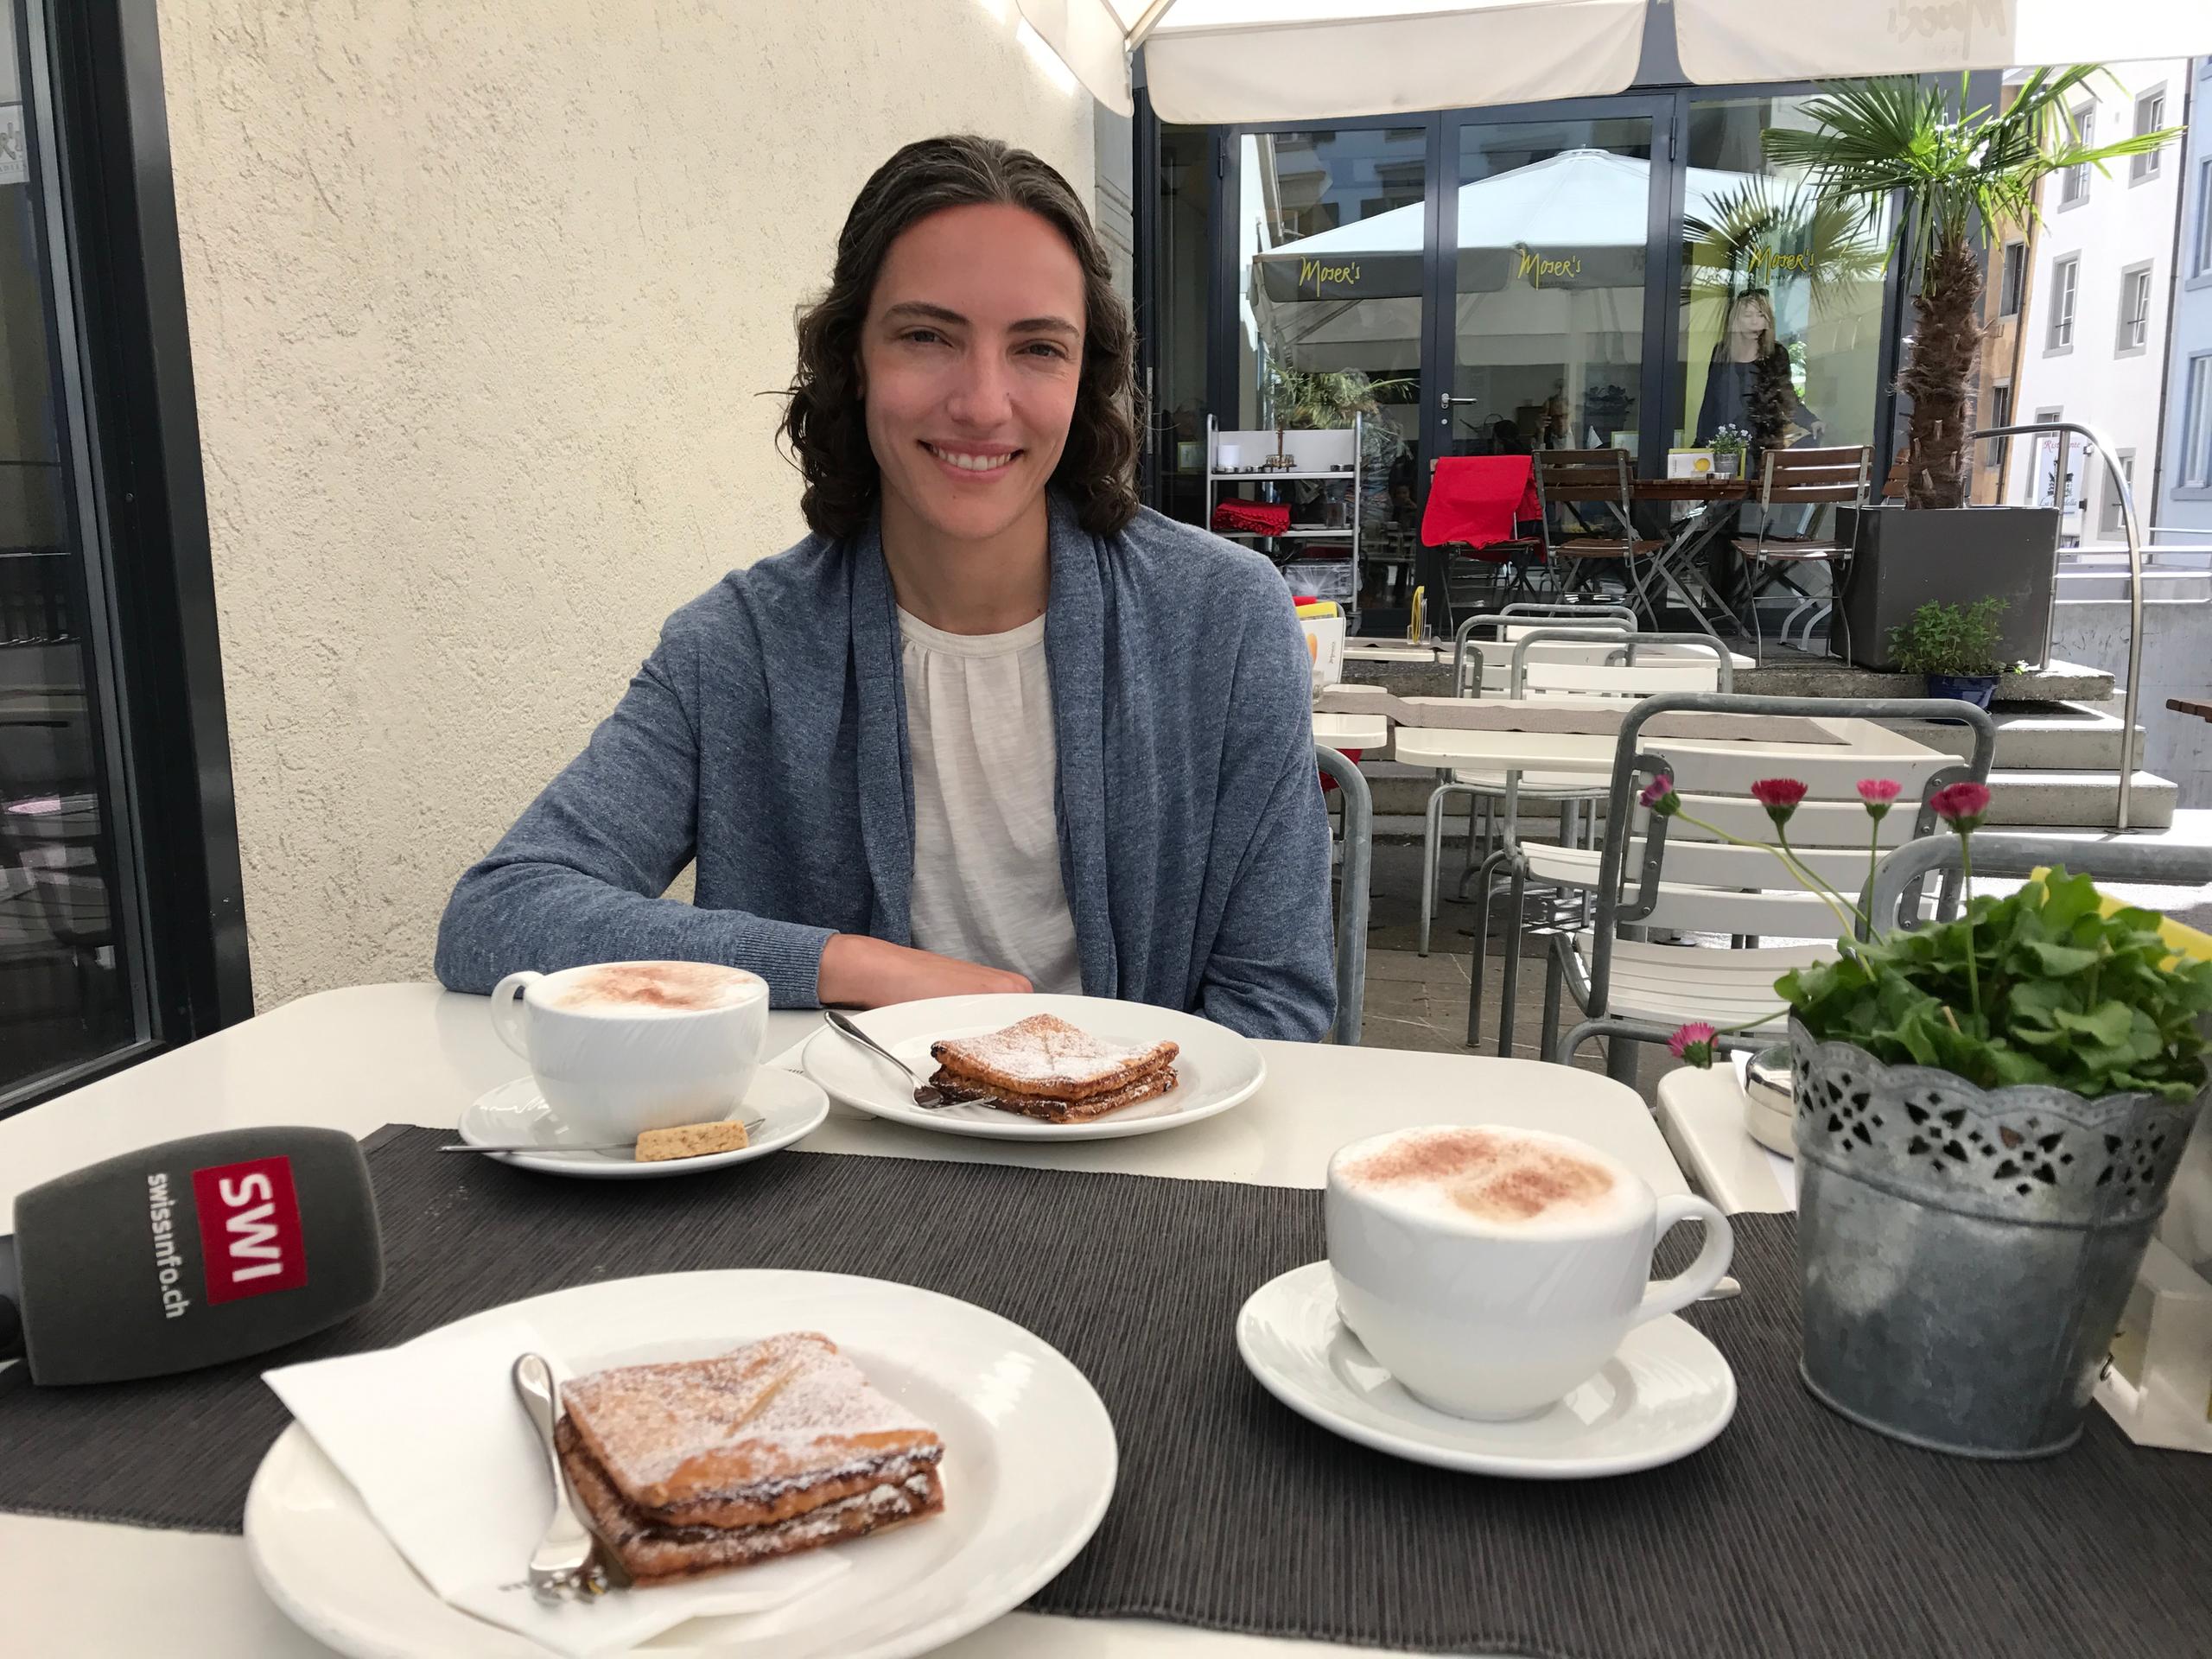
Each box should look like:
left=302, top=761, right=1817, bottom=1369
left=1020, top=0, right=2212, bottom=121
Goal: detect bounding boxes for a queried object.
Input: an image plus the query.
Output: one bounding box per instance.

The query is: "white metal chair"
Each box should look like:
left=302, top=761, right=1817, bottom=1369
left=1316, top=743, right=1371, bottom=1046
left=1456, top=641, right=1742, bottom=1043
left=1535, top=693, right=1997, bottom=1082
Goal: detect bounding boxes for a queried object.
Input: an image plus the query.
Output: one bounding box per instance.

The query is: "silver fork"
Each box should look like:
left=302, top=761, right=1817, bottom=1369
left=824, top=1009, right=997, bottom=1109
left=512, top=1353, right=613, bottom=1601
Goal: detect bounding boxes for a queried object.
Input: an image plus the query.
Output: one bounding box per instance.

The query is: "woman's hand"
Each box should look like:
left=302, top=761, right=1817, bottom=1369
left=817, top=934, right=1033, bottom=1007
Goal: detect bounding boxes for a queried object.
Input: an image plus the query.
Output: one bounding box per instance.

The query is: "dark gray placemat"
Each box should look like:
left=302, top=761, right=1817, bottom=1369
left=3, top=1128, right=2204, bottom=1657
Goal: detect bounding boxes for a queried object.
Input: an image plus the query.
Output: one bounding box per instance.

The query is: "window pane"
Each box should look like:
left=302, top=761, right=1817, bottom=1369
left=1450, top=113, right=1653, bottom=463
left=1238, top=130, right=1424, bottom=535
left=1679, top=94, right=1892, bottom=460
left=2190, top=359, right=2212, bottom=487
left=1153, top=124, right=1213, bottom=526
left=1, top=0, right=144, bottom=1097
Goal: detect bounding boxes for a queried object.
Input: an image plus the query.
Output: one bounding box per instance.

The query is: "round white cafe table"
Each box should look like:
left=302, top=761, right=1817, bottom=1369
left=0, top=982, right=1693, bottom=1659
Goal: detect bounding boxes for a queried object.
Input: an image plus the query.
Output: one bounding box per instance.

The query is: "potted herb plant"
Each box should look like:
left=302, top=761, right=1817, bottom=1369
left=1659, top=777, right=2212, bottom=1457
left=1766, top=70, right=2178, bottom=671
left=1709, top=423, right=1751, bottom=479
left=1888, top=598, right=2011, bottom=709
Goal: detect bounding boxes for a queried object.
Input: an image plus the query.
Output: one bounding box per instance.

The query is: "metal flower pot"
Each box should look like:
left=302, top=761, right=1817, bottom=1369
left=1789, top=1020, right=2203, bottom=1459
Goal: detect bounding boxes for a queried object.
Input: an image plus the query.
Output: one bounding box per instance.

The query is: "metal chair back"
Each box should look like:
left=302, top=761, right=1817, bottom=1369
left=1316, top=743, right=1371, bottom=1046
left=1507, top=627, right=1734, bottom=701
left=1866, top=835, right=2212, bottom=940
left=1549, top=693, right=1998, bottom=1065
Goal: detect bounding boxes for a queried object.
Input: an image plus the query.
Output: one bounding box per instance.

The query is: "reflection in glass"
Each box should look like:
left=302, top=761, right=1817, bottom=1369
left=0, top=0, right=135, bottom=1096
left=1240, top=129, right=1426, bottom=537
left=1679, top=95, right=1892, bottom=465
left=1450, top=118, right=1654, bottom=464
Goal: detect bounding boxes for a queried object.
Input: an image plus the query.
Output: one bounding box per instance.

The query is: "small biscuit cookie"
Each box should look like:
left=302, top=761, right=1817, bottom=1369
left=634, top=1121, right=749, bottom=1161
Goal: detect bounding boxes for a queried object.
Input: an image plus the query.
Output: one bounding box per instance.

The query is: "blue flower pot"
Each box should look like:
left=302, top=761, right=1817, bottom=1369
left=1926, top=672, right=1998, bottom=710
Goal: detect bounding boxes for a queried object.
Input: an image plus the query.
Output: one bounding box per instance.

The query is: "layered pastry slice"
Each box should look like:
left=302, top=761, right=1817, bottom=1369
left=556, top=1331, right=944, bottom=1586
left=928, top=1013, right=1179, bottom=1124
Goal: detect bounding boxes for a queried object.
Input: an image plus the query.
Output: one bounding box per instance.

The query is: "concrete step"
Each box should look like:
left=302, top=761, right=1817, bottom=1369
left=1982, top=770, right=2175, bottom=830
left=2054, top=567, right=2212, bottom=603
left=1885, top=701, right=2143, bottom=772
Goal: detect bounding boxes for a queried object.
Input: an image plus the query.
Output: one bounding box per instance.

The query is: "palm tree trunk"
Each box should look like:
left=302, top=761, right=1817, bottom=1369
left=1899, top=233, right=1984, bottom=511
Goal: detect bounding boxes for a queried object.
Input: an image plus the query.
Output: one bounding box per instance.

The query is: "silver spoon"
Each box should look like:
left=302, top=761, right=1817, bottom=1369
left=823, top=1009, right=995, bottom=1109
left=439, top=1117, right=763, bottom=1156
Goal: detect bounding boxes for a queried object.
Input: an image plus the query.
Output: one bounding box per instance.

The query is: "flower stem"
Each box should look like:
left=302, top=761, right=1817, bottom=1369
left=1959, top=827, right=1980, bottom=1031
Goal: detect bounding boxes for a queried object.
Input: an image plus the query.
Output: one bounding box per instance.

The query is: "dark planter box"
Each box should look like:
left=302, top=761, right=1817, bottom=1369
left=1835, top=505, right=2059, bottom=671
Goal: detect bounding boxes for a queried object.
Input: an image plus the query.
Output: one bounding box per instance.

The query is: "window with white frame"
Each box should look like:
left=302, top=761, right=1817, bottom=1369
left=2061, top=106, right=2094, bottom=205
left=2100, top=451, right=2135, bottom=536
left=2197, top=157, right=2212, bottom=276
left=2116, top=264, right=2152, bottom=353
left=2185, top=356, right=2212, bottom=491
left=1999, top=240, right=2026, bottom=316
left=2048, top=255, right=2079, bottom=350
left=2131, top=88, right=2165, bottom=181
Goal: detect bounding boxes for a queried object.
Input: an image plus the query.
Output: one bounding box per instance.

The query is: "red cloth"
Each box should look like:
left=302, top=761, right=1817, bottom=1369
left=1319, top=749, right=1362, bottom=793
left=1421, top=455, right=1539, bottom=550
left=1212, top=499, right=1292, bottom=536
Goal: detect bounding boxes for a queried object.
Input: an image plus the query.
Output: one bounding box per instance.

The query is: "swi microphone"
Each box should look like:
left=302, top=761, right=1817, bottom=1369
left=0, top=1127, right=384, bottom=1384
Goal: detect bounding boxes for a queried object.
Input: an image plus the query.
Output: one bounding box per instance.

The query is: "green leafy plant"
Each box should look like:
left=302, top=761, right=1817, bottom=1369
left=1777, top=870, right=2212, bottom=1101
left=1709, top=423, right=1753, bottom=458
left=1767, top=69, right=2181, bottom=509
left=1888, top=598, right=2009, bottom=677
left=1649, top=776, right=2212, bottom=1102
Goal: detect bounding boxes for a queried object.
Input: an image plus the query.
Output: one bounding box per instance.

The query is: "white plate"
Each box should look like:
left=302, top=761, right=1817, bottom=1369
left=1236, top=1261, right=1736, bottom=1479
left=800, top=993, right=1266, bottom=1141
left=246, top=1269, right=1117, bottom=1659
left=456, top=1067, right=829, bottom=1177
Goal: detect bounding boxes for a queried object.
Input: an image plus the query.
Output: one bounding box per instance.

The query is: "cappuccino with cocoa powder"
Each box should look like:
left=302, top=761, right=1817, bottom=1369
left=1333, top=1124, right=1637, bottom=1233
left=548, top=960, right=763, bottom=1016
left=1325, top=1122, right=1735, bottom=1418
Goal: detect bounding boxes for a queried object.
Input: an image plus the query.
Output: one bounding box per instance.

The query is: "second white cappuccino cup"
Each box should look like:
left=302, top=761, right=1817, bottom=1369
left=488, top=960, right=767, bottom=1143
left=1325, top=1123, right=1733, bottom=1421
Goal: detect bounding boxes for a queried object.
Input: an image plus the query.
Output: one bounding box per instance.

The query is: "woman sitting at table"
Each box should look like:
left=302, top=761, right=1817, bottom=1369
left=435, top=135, right=1336, bottom=1039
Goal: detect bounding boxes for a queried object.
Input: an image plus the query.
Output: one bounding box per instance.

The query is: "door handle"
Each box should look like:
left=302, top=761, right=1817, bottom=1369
left=1438, top=393, right=1480, bottom=413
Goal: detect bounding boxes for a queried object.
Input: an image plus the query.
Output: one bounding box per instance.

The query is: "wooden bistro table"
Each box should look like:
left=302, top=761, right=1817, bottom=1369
left=1629, top=476, right=1750, bottom=640
left=0, top=982, right=1694, bottom=1659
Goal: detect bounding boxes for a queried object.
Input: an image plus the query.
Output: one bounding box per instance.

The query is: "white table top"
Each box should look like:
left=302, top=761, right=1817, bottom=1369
left=1390, top=705, right=1944, bottom=775
left=1654, top=1066, right=1796, bottom=1216
left=1313, top=710, right=1389, bottom=752
left=0, top=982, right=1688, bottom=1659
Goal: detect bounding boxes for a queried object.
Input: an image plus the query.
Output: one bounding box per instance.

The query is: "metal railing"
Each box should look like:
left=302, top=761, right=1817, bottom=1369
left=1972, top=421, right=2143, bottom=831
left=1316, top=742, right=1371, bottom=1046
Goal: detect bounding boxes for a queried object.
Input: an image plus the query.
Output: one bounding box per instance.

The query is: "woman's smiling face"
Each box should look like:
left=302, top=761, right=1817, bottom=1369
left=857, top=201, right=1087, bottom=549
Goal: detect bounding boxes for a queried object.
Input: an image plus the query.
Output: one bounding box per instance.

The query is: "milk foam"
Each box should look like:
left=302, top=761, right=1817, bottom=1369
left=545, top=961, right=764, bottom=1016
left=1332, top=1124, right=1643, bottom=1236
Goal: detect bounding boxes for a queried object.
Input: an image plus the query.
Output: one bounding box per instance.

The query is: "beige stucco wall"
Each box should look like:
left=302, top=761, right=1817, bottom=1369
left=156, top=1, right=1096, bottom=1008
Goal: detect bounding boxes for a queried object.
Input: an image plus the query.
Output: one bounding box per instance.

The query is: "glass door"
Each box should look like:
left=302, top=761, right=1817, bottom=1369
left=1236, top=125, right=1429, bottom=631
left=1438, top=103, right=1672, bottom=474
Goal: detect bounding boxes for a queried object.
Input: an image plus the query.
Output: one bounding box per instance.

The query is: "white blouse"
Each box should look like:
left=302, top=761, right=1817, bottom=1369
left=898, top=607, right=1083, bottom=994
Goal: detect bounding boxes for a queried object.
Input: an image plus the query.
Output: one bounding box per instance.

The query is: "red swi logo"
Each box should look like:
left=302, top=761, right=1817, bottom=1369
left=192, top=1156, right=308, bottom=1304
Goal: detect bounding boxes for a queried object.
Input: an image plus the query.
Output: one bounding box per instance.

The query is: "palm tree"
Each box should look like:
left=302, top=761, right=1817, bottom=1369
left=1765, top=70, right=2178, bottom=510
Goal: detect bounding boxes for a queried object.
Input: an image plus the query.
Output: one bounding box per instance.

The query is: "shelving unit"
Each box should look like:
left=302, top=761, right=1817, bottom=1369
left=1205, top=416, right=1363, bottom=625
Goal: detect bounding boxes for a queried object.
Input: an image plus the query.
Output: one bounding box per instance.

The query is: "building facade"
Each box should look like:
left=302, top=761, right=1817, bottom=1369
left=2005, top=60, right=2190, bottom=543
left=2157, top=58, right=2212, bottom=543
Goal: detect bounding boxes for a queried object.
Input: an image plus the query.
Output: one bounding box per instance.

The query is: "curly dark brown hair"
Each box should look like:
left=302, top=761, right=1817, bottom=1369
left=779, top=134, right=1143, bottom=541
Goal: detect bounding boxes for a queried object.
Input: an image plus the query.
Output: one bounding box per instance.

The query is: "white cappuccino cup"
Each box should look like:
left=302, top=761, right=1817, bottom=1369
left=488, top=960, right=768, bottom=1143
left=1325, top=1123, right=1734, bottom=1420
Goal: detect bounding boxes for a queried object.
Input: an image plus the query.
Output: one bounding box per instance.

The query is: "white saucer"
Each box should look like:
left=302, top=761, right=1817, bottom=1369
left=456, top=1066, right=829, bottom=1177
left=1236, top=1261, right=1737, bottom=1478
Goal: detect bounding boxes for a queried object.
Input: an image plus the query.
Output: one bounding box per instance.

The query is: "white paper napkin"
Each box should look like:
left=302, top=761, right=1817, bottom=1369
left=264, top=1316, right=847, bottom=1659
